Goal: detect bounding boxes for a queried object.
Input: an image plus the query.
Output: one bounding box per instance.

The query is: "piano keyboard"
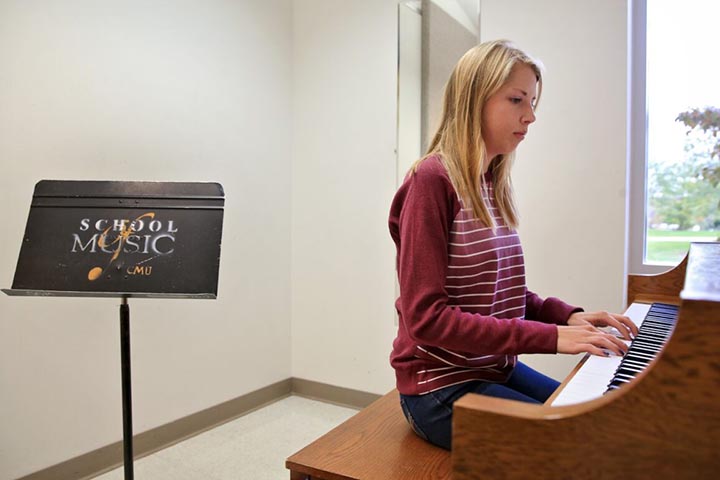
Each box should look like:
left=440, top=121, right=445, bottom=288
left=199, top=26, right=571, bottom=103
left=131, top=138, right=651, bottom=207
left=605, top=303, right=678, bottom=392
left=550, top=302, right=679, bottom=406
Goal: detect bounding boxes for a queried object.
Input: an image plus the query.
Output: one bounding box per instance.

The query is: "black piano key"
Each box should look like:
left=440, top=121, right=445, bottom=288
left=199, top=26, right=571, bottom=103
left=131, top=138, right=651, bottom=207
left=640, top=323, right=672, bottom=332
left=627, top=349, right=658, bottom=359
left=649, top=305, right=678, bottom=315
left=618, top=364, right=644, bottom=374
left=616, top=368, right=641, bottom=378
left=640, top=323, right=673, bottom=332
left=603, top=303, right=678, bottom=394
left=613, top=374, right=635, bottom=383
left=622, top=359, right=648, bottom=370
left=631, top=345, right=662, bottom=355
left=640, top=326, right=672, bottom=336
left=634, top=334, right=667, bottom=344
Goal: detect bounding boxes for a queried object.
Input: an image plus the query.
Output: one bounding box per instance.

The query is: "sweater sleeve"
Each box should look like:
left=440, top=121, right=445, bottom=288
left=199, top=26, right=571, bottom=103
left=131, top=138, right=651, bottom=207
left=391, top=163, right=559, bottom=355
left=525, top=290, right=584, bottom=326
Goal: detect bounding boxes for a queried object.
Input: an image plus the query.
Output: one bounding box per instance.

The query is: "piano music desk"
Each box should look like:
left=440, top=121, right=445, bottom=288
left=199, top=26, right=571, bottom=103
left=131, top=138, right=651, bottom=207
left=285, top=389, right=450, bottom=480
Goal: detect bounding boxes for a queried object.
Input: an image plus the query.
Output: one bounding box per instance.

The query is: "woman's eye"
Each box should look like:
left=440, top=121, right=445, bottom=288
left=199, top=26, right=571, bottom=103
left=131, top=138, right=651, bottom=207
left=510, top=97, right=522, bottom=104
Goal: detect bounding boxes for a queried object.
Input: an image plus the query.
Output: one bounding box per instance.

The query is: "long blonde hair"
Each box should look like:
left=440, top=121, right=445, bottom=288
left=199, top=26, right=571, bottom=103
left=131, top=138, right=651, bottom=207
left=412, top=39, right=543, bottom=229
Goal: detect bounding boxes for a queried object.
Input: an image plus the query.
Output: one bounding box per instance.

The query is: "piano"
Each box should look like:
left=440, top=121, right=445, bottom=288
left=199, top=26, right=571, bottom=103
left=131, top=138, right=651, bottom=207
left=451, top=242, right=720, bottom=480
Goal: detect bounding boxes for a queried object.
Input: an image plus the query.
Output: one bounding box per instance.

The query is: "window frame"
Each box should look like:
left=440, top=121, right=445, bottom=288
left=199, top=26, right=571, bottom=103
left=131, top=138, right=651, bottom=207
left=628, top=0, right=673, bottom=275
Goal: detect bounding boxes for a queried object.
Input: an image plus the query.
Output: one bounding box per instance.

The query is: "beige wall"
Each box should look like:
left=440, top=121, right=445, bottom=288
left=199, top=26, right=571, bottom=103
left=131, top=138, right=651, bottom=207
left=290, top=0, right=399, bottom=395
left=479, top=0, right=629, bottom=379
left=0, top=1, right=293, bottom=478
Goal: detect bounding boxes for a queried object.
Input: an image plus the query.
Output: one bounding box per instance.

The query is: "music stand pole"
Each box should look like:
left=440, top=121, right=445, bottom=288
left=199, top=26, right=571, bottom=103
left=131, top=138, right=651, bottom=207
left=120, top=296, right=134, bottom=480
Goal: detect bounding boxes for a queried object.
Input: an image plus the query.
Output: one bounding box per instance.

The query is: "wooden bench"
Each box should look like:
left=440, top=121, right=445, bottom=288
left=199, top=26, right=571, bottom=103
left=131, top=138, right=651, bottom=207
left=286, top=389, right=451, bottom=480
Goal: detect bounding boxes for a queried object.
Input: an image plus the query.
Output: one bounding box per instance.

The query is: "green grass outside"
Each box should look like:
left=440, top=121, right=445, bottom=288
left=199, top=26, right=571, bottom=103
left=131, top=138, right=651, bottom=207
left=646, top=229, right=719, bottom=263
left=647, top=229, right=718, bottom=238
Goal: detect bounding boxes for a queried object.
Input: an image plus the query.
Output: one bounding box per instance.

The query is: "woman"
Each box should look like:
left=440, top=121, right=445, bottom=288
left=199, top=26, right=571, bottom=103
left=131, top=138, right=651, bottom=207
left=388, top=39, right=638, bottom=450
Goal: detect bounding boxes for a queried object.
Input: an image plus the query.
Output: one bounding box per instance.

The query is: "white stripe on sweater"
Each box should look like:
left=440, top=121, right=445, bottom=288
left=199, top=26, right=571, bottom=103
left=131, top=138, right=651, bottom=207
left=416, top=366, right=457, bottom=374
left=447, top=258, right=524, bottom=275
left=449, top=233, right=518, bottom=248
left=490, top=304, right=526, bottom=317
left=454, top=293, right=527, bottom=310
left=417, top=346, right=503, bottom=369
left=417, top=367, right=501, bottom=384
left=417, top=376, right=507, bottom=395
left=438, top=348, right=498, bottom=361
left=449, top=245, right=521, bottom=259
left=445, top=273, right=525, bottom=290
left=447, top=284, right=525, bottom=300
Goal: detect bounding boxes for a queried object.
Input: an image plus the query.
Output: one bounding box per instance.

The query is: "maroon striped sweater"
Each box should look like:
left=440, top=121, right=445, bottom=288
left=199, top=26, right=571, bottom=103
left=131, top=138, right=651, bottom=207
left=389, top=156, right=580, bottom=395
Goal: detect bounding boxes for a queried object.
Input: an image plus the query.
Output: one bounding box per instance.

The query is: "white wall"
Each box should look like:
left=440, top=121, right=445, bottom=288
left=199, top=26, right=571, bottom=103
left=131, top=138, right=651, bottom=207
left=479, top=0, right=630, bottom=379
left=0, top=1, right=292, bottom=478
left=290, top=0, right=399, bottom=395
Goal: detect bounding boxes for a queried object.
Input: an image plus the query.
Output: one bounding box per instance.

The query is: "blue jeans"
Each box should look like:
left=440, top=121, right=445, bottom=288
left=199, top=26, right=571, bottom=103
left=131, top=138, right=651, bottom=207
left=399, top=362, right=559, bottom=450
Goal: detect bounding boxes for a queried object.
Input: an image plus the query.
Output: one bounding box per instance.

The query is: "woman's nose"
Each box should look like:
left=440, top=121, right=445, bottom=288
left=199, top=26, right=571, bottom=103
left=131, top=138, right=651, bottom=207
left=522, top=108, right=536, bottom=124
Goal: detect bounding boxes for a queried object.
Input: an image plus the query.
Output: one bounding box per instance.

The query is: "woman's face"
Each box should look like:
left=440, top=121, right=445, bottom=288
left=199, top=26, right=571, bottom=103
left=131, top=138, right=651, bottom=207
left=481, top=63, right=538, bottom=163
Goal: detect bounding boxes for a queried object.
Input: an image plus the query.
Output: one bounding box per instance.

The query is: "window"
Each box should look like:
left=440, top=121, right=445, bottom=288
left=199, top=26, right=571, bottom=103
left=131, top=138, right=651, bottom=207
left=629, top=0, right=720, bottom=273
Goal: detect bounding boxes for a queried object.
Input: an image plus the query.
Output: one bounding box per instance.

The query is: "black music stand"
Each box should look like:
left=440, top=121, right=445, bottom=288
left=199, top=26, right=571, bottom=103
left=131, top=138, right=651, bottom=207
left=3, top=180, right=224, bottom=480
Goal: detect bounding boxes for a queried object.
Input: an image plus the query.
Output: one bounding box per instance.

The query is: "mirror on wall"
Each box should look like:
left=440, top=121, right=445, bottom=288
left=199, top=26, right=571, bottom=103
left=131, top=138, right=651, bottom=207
left=396, top=0, right=479, bottom=185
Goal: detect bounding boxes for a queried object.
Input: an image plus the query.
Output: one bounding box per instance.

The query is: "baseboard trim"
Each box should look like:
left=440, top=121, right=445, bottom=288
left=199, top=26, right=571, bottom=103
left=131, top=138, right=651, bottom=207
left=291, top=377, right=381, bottom=409
left=17, top=378, right=381, bottom=480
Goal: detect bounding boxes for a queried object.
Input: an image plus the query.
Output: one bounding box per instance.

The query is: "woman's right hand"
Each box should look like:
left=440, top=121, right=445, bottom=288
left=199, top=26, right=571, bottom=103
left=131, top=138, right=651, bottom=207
left=556, top=325, right=629, bottom=357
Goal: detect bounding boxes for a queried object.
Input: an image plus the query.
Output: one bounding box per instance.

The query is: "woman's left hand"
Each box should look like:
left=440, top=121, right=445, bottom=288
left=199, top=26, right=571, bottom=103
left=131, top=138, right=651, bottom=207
left=567, top=311, right=639, bottom=341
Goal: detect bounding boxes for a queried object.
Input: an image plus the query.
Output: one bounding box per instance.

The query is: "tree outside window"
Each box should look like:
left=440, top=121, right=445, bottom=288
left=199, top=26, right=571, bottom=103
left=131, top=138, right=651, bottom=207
left=645, top=1, right=720, bottom=264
